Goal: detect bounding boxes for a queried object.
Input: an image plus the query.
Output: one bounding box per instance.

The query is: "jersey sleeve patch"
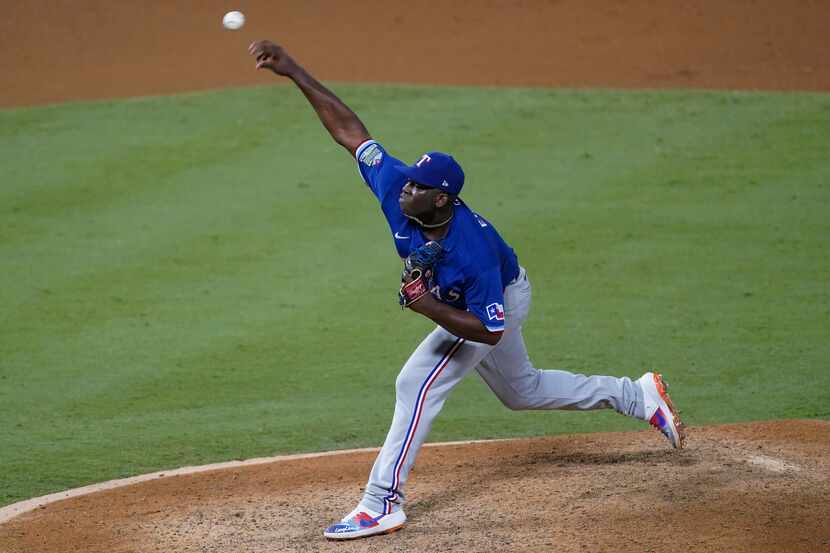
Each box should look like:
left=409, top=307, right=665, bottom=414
left=484, top=302, right=506, bottom=332
left=486, top=302, right=505, bottom=322
left=354, top=139, right=377, bottom=160
left=358, top=143, right=383, bottom=167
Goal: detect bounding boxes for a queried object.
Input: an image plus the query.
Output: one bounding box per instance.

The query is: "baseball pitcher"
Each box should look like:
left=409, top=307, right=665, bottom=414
left=248, top=40, right=686, bottom=541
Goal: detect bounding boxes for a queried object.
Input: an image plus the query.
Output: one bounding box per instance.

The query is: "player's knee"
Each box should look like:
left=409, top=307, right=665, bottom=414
left=496, top=371, right=542, bottom=410
left=499, top=395, right=532, bottom=411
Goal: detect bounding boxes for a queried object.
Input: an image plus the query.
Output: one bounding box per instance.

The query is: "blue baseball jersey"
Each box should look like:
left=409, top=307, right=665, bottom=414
left=355, top=140, right=520, bottom=332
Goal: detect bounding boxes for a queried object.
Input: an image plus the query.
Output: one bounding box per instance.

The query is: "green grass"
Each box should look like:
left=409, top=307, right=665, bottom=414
left=1, top=84, right=829, bottom=507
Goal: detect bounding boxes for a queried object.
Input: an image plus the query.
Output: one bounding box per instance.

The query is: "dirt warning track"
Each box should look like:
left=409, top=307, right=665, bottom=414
left=1, top=0, right=829, bottom=109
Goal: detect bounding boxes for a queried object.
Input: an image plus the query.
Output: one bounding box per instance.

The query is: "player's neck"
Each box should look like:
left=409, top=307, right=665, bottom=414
left=419, top=207, right=453, bottom=241
left=405, top=207, right=453, bottom=240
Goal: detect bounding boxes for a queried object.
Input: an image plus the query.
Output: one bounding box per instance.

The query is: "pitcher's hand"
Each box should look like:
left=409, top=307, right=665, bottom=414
left=248, top=40, right=299, bottom=76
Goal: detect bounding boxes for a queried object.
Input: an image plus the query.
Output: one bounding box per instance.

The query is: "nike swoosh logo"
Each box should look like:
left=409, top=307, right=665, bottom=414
left=394, top=232, right=410, bottom=240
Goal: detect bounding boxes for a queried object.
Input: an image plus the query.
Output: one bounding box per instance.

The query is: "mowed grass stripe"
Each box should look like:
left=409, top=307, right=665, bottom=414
left=1, top=85, right=828, bottom=506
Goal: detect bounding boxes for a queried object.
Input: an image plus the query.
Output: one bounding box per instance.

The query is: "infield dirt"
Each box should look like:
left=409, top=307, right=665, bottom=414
left=1, top=1, right=829, bottom=552
left=1, top=421, right=829, bottom=552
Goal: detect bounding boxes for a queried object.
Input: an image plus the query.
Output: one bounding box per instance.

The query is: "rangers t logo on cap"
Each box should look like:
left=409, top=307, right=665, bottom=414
left=393, top=151, right=465, bottom=195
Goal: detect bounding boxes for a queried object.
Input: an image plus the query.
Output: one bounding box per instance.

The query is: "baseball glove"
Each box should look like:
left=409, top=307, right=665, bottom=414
left=399, top=241, right=443, bottom=308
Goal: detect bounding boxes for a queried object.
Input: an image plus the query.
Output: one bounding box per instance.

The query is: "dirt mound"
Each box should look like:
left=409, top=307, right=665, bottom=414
left=1, top=420, right=828, bottom=552
left=2, top=0, right=829, bottom=109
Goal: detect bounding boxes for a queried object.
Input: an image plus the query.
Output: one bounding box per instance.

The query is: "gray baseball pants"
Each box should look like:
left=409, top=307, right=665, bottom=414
left=362, top=268, right=645, bottom=515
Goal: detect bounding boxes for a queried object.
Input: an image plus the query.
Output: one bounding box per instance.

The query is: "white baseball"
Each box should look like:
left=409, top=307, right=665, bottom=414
left=222, top=11, right=245, bottom=30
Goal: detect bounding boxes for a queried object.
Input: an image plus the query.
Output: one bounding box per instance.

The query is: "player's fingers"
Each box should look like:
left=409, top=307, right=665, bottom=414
left=249, top=41, right=268, bottom=56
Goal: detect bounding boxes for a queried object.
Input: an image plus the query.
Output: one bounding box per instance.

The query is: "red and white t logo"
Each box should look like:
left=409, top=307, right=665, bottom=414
left=415, top=154, right=432, bottom=167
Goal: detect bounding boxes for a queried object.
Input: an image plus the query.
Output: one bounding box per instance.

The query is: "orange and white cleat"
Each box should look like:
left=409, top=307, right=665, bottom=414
left=638, top=372, right=687, bottom=449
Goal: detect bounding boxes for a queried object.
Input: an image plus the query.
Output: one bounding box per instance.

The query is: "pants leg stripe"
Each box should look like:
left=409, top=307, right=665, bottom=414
left=383, top=337, right=465, bottom=514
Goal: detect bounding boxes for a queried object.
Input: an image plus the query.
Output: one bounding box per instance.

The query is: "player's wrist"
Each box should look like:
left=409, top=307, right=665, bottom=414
left=286, top=63, right=310, bottom=82
left=407, top=292, right=440, bottom=315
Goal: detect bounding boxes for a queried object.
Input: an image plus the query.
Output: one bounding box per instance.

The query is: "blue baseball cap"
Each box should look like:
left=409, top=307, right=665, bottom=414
left=394, top=152, right=465, bottom=195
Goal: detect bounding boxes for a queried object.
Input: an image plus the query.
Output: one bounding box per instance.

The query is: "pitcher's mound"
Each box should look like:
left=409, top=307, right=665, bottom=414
left=1, top=420, right=829, bottom=552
